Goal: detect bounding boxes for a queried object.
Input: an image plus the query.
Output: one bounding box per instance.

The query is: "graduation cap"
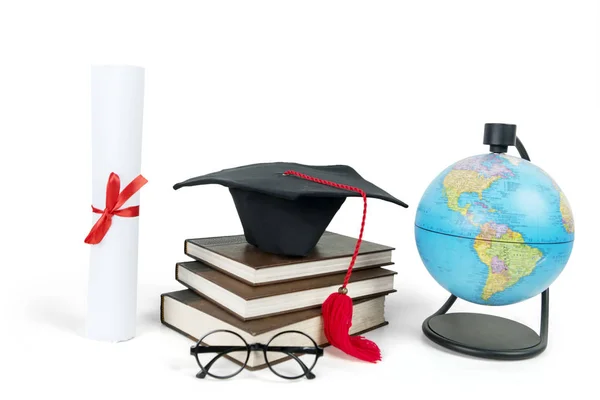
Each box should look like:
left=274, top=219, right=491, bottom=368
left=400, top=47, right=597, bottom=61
left=173, top=162, right=407, bottom=256
left=173, top=162, right=408, bottom=363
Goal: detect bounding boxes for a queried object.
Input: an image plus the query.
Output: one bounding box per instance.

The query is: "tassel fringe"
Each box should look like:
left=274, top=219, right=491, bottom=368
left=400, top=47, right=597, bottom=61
left=322, top=292, right=382, bottom=363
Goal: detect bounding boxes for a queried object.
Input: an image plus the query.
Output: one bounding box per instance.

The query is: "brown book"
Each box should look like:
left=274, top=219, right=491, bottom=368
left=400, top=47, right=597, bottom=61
left=176, top=261, right=396, bottom=320
left=161, top=289, right=389, bottom=370
left=184, top=231, right=394, bottom=286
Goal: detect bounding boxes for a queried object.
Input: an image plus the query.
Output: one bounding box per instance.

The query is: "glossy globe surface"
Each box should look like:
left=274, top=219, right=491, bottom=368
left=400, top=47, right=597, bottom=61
left=415, top=153, right=574, bottom=305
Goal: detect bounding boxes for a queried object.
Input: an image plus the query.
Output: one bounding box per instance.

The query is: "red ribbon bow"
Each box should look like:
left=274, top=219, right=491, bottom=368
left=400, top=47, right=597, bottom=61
left=84, top=172, right=148, bottom=245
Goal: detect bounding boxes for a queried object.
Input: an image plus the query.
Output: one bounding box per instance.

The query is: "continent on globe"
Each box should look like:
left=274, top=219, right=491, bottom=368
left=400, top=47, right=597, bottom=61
left=559, top=191, right=575, bottom=233
left=443, top=171, right=499, bottom=215
left=500, top=153, right=522, bottom=166
left=453, top=154, right=515, bottom=178
left=442, top=155, right=514, bottom=216
left=474, top=222, right=543, bottom=301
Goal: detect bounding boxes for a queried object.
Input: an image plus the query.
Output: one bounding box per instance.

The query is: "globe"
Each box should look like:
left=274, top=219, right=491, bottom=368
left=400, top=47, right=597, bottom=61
left=415, top=152, right=575, bottom=306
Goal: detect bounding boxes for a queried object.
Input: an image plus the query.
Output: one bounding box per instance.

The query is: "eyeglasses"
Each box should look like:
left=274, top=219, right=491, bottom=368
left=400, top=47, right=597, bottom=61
left=190, top=329, right=324, bottom=380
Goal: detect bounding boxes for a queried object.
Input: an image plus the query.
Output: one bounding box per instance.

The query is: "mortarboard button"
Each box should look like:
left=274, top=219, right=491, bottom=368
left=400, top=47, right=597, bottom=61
left=173, top=162, right=408, bottom=257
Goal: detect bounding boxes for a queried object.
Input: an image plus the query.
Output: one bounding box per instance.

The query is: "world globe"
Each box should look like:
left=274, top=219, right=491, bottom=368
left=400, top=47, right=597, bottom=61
left=415, top=152, right=575, bottom=306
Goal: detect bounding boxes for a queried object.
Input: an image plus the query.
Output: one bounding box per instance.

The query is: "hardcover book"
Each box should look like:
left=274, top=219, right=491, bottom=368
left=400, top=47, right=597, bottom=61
left=160, top=289, right=389, bottom=370
left=175, top=261, right=396, bottom=320
left=184, top=231, right=394, bottom=286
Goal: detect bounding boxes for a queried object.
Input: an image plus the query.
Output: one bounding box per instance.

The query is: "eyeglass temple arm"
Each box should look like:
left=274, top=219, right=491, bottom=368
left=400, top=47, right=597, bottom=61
left=192, top=344, right=322, bottom=379
left=278, top=351, right=316, bottom=380
left=265, top=346, right=323, bottom=356
left=193, top=347, right=248, bottom=379
left=265, top=346, right=322, bottom=380
left=191, top=345, right=248, bottom=355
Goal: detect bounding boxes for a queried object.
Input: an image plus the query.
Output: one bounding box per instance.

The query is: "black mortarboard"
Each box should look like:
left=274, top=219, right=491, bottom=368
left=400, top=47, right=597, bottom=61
left=173, top=162, right=408, bottom=257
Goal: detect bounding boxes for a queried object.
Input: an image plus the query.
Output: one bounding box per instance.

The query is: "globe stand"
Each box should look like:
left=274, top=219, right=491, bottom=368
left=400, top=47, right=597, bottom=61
left=422, top=123, right=550, bottom=360
left=422, top=289, right=549, bottom=360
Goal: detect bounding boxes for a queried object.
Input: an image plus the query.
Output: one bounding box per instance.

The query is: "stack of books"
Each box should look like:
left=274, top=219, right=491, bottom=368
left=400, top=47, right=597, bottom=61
left=160, top=231, right=398, bottom=370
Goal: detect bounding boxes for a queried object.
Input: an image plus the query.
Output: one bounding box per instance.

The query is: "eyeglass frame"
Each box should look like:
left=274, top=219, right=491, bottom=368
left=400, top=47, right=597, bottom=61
left=190, top=329, right=324, bottom=380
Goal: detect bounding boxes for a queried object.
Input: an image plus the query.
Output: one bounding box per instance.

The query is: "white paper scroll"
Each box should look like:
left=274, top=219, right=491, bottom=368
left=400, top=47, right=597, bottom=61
left=86, top=65, right=145, bottom=342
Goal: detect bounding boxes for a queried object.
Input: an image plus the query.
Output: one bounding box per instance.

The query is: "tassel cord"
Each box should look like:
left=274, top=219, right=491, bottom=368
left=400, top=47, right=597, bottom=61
left=283, top=169, right=381, bottom=363
left=283, top=170, right=367, bottom=285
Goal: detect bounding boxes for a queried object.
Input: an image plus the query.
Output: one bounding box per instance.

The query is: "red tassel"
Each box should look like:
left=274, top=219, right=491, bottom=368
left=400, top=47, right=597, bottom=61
left=284, top=170, right=382, bottom=363
left=322, top=291, right=382, bottom=363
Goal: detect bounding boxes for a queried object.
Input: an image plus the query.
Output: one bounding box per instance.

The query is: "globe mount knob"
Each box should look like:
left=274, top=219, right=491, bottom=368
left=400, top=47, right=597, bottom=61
left=483, top=123, right=517, bottom=153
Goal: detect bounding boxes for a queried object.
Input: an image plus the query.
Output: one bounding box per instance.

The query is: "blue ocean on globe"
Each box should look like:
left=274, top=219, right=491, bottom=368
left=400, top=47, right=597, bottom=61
left=415, top=152, right=574, bottom=306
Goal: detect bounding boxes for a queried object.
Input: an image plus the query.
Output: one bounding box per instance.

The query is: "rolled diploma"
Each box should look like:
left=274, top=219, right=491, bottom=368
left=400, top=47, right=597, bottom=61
left=86, top=65, right=145, bottom=342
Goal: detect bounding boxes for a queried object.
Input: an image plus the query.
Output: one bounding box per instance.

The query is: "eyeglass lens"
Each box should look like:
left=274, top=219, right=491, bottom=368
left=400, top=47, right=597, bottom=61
left=194, top=330, right=249, bottom=379
left=265, top=331, right=319, bottom=379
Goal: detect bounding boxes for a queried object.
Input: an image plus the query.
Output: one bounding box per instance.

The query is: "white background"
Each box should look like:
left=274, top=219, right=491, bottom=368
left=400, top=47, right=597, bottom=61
left=0, top=1, right=598, bottom=399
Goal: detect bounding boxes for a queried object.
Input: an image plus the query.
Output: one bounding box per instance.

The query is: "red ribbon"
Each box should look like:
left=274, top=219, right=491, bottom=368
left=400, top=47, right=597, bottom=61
left=84, top=172, right=148, bottom=245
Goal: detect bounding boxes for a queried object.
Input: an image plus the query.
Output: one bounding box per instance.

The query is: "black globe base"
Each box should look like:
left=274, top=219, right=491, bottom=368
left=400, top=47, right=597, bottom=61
left=422, top=289, right=549, bottom=360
